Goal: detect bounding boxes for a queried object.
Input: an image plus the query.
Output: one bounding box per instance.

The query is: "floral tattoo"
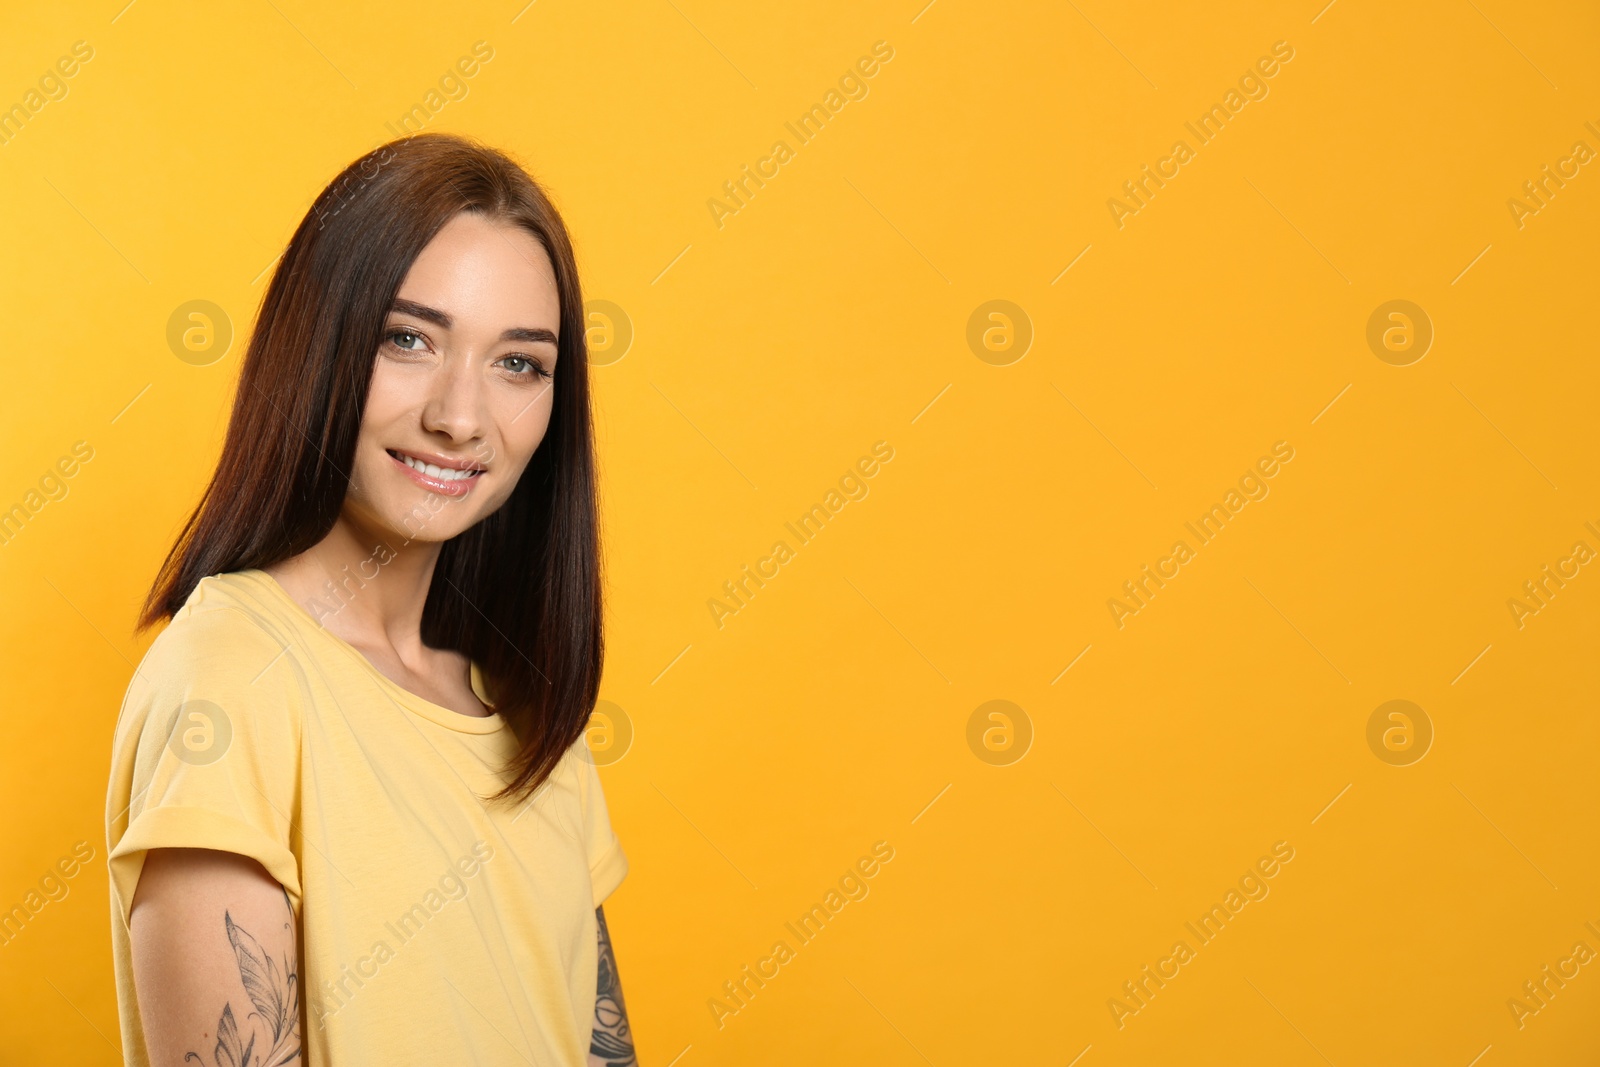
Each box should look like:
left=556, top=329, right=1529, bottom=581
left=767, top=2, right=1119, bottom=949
left=185, top=892, right=301, bottom=1067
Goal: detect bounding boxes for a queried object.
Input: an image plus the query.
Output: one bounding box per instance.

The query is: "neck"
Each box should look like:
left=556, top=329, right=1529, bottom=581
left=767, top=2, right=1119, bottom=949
left=265, top=507, right=444, bottom=661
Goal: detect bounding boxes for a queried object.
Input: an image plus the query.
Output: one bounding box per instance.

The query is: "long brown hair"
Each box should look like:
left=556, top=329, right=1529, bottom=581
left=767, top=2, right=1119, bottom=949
left=140, top=132, right=602, bottom=804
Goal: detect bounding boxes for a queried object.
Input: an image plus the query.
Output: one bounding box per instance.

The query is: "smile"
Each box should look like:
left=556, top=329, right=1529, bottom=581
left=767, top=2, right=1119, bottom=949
left=386, top=449, right=486, bottom=496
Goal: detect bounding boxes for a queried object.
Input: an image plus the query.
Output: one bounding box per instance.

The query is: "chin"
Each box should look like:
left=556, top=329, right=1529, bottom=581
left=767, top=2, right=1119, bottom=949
left=385, top=499, right=480, bottom=543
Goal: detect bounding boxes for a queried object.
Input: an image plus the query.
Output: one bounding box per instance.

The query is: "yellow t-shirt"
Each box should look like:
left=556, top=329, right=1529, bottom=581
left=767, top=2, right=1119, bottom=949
left=105, top=568, right=628, bottom=1066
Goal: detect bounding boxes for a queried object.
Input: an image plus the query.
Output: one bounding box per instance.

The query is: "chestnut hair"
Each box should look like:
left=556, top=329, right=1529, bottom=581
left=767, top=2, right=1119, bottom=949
left=139, top=132, right=601, bottom=804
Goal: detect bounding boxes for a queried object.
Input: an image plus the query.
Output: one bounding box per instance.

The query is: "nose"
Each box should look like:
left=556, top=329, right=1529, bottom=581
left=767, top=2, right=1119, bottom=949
left=420, top=349, right=489, bottom=444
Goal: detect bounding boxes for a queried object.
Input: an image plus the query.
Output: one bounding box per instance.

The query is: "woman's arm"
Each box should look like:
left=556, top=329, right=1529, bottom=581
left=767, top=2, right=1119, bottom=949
left=588, top=905, right=637, bottom=1067
left=129, top=847, right=303, bottom=1067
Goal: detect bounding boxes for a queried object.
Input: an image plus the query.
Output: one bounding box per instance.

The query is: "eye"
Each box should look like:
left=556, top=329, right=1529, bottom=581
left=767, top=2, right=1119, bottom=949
left=500, top=354, right=552, bottom=380
left=386, top=328, right=428, bottom=352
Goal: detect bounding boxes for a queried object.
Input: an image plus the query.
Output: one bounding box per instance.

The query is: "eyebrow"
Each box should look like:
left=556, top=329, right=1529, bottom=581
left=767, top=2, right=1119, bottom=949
left=389, top=298, right=558, bottom=346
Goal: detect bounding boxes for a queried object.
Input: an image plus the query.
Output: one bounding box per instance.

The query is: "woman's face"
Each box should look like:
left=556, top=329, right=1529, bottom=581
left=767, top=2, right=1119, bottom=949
left=345, top=211, right=560, bottom=545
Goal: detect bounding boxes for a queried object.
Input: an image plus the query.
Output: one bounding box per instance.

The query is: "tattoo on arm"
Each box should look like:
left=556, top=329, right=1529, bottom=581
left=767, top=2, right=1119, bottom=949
left=185, top=889, right=301, bottom=1067
left=590, top=906, right=637, bottom=1067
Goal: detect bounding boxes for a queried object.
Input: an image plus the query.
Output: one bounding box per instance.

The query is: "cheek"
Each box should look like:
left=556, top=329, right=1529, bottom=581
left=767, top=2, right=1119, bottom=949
left=365, top=357, right=421, bottom=416
left=344, top=364, right=432, bottom=511
left=494, top=385, right=555, bottom=460
left=353, top=376, right=409, bottom=473
left=359, top=365, right=418, bottom=454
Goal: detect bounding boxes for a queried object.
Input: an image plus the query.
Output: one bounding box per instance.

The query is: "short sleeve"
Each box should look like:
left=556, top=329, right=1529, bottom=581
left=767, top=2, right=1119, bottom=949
left=106, top=604, right=305, bottom=930
left=575, top=747, right=628, bottom=908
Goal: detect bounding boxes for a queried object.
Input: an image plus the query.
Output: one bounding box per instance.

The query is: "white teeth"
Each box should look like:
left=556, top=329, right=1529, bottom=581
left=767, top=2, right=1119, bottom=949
left=397, top=453, right=478, bottom=482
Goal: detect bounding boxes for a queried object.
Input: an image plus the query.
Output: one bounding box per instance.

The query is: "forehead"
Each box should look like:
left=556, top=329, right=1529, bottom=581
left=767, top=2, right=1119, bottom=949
left=396, top=212, right=559, bottom=328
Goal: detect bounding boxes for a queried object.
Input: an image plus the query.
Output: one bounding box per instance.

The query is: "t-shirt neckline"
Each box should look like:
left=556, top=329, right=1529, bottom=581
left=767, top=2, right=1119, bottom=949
left=237, top=568, right=508, bottom=735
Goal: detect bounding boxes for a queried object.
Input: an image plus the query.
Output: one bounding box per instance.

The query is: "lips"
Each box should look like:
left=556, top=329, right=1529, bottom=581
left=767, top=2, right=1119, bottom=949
left=385, top=449, right=485, bottom=497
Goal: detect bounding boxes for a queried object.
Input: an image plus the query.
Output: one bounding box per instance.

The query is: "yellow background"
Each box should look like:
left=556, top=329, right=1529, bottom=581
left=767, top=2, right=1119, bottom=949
left=2, top=0, right=1597, bottom=1063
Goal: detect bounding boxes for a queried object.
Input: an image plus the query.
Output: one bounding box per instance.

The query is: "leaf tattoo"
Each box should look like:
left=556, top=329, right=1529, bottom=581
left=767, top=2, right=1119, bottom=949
left=192, top=1003, right=254, bottom=1067
left=185, top=905, right=301, bottom=1067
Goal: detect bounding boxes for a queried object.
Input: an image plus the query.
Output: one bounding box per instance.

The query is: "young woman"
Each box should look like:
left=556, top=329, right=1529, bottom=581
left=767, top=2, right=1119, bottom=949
left=105, top=133, right=636, bottom=1066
